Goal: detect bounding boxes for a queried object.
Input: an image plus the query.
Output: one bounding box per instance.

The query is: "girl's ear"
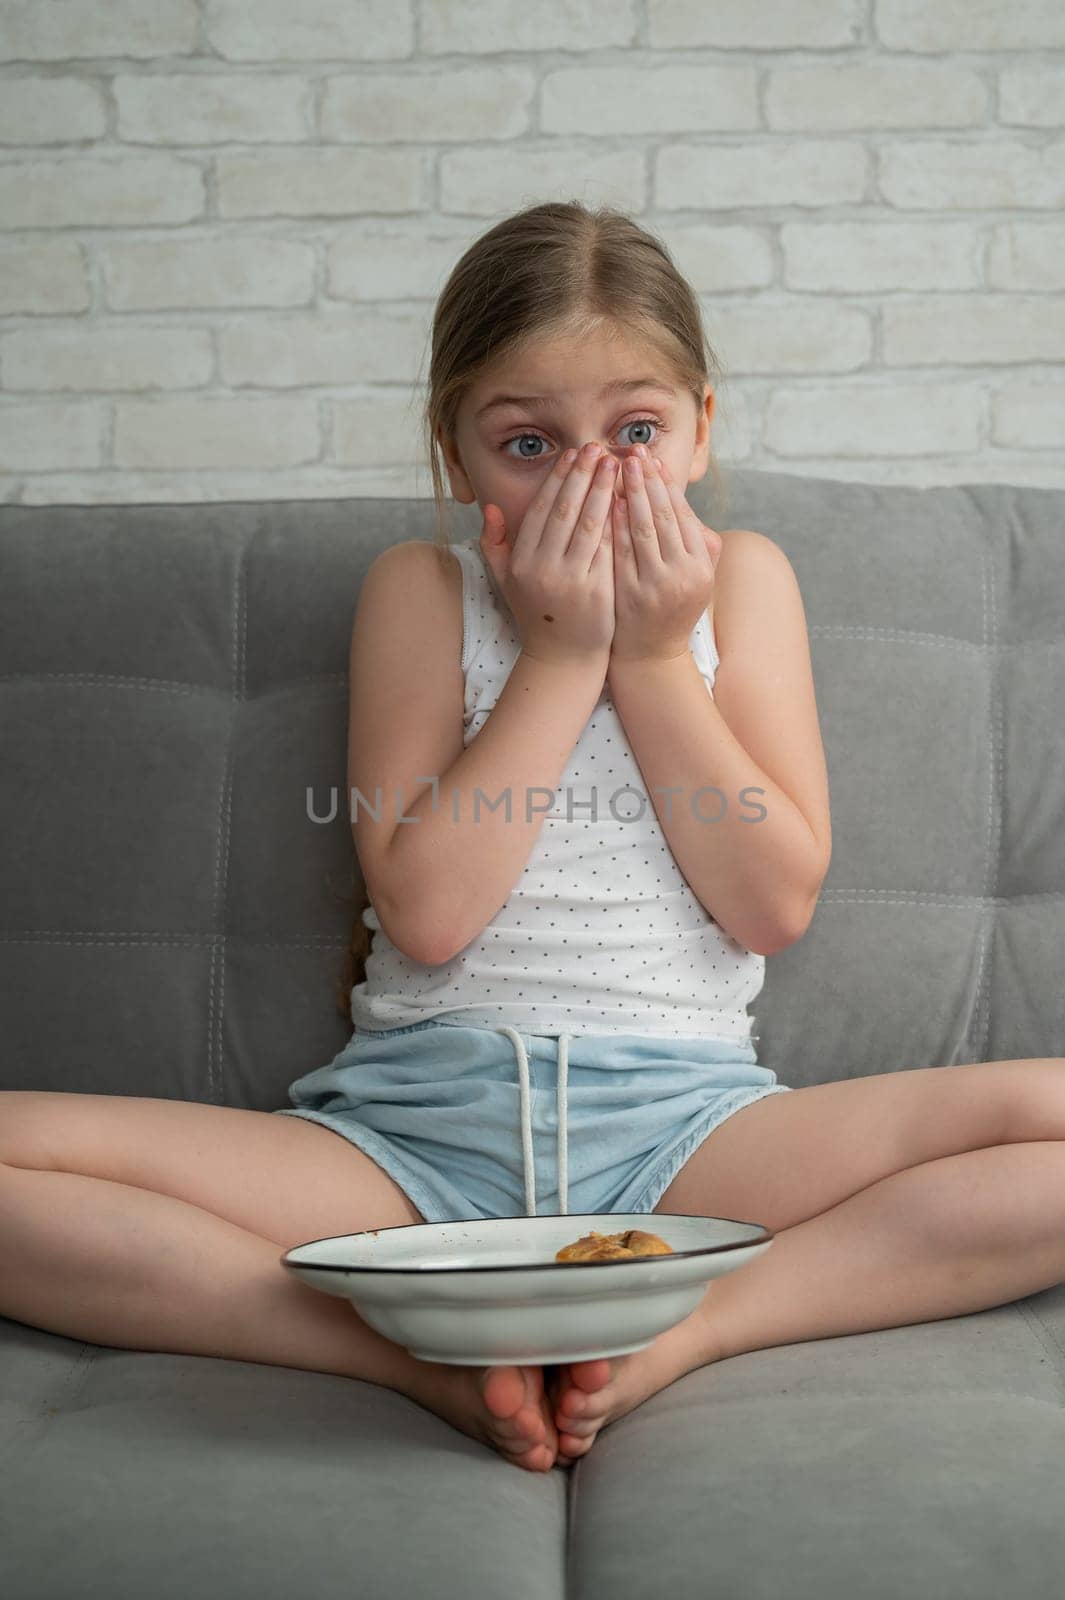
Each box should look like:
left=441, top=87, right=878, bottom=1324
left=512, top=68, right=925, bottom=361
left=437, top=432, right=477, bottom=505
left=479, top=505, right=506, bottom=552
left=485, top=505, right=506, bottom=542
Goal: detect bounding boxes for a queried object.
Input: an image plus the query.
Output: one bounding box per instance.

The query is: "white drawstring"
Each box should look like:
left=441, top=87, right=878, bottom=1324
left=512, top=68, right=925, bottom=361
left=492, top=1027, right=570, bottom=1216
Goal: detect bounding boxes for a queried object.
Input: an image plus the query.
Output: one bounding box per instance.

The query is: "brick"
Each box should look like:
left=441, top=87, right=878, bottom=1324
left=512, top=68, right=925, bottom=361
left=658, top=141, right=868, bottom=209
left=423, top=0, right=633, bottom=54
left=322, top=67, right=532, bottom=141
left=987, top=224, right=1065, bottom=291
left=115, top=73, right=310, bottom=144
left=541, top=65, right=757, bottom=134
left=332, top=392, right=432, bottom=467
left=102, top=236, right=315, bottom=310
left=206, top=0, right=411, bottom=61
left=219, top=311, right=425, bottom=386
left=877, top=0, right=1065, bottom=52
left=994, top=383, right=1065, bottom=449
left=0, top=242, right=90, bottom=314
left=217, top=148, right=420, bottom=218
left=709, top=302, right=871, bottom=373
left=783, top=222, right=980, bottom=290
left=766, top=62, right=985, bottom=129
left=883, top=295, right=1065, bottom=364
left=114, top=396, right=319, bottom=468
left=0, top=75, right=107, bottom=144
left=0, top=0, right=198, bottom=61
left=648, top=0, right=860, bottom=49
left=0, top=156, right=204, bottom=228
left=880, top=139, right=1065, bottom=209
left=766, top=382, right=983, bottom=456
left=3, top=327, right=212, bottom=391
left=999, top=66, right=1065, bottom=128
left=0, top=400, right=102, bottom=470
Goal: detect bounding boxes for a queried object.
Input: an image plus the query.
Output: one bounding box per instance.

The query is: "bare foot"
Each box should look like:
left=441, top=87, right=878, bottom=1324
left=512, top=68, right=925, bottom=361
left=403, top=1359, right=561, bottom=1473
left=546, top=1313, right=720, bottom=1463
left=546, top=1357, right=614, bottom=1463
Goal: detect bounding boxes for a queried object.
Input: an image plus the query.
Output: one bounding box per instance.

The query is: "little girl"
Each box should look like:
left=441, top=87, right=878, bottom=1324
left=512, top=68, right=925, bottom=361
left=276, top=199, right=819, bottom=1466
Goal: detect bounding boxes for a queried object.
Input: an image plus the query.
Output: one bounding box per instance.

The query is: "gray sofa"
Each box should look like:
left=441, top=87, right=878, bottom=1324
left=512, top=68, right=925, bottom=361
left=3, top=466, right=1064, bottom=1599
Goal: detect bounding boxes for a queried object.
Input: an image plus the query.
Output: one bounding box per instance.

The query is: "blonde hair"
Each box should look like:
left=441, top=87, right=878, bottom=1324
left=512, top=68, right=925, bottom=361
left=334, top=199, right=729, bottom=1017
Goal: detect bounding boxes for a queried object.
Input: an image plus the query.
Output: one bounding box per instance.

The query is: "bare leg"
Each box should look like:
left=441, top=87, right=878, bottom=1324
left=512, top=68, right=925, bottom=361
left=701, top=1140, right=1065, bottom=1364
left=541, top=1140, right=1065, bottom=1462
left=0, top=1161, right=561, bottom=1471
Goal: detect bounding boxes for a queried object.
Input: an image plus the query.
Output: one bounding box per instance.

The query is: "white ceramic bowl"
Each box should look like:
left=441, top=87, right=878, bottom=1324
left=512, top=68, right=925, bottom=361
left=282, top=1211, right=775, bottom=1366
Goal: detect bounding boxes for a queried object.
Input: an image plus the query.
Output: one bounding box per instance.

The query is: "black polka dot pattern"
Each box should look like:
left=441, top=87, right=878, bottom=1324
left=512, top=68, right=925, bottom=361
left=350, top=540, right=765, bottom=1045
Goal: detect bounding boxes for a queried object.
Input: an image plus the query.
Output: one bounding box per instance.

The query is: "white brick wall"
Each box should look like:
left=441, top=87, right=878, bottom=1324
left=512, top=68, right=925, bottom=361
left=1, top=0, right=1064, bottom=506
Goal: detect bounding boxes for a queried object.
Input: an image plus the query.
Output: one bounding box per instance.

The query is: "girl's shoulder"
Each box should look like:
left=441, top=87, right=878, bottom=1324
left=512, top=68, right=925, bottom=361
left=710, top=526, right=782, bottom=641
left=707, top=525, right=749, bottom=639
left=395, top=539, right=469, bottom=615
left=359, top=540, right=466, bottom=666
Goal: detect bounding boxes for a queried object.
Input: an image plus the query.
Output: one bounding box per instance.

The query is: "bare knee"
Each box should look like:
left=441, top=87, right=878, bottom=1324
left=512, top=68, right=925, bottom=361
left=1000, top=1060, right=1065, bottom=1144
left=0, top=1090, right=63, bottom=1170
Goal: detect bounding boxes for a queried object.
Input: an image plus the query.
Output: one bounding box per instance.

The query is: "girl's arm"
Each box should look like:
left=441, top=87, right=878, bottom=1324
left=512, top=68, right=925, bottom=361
left=377, top=647, right=609, bottom=966
left=606, top=532, right=831, bottom=957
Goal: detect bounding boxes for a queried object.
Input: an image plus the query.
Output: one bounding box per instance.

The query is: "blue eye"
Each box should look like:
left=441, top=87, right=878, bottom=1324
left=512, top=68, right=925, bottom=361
left=501, top=415, right=666, bottom=462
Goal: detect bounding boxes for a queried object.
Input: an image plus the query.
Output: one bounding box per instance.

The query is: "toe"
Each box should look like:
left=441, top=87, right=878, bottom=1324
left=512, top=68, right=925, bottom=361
left=485, top=1366, right=560, bottom=1458
left=515, top=1441, right=554, bottom=1473
left=555, top=1413, right=599, bottom=1438
left=481, top=1365, right=531, bottom=1423
left=570, top=1357, right=613, bottom=1394
left=519, top=1365, right=551, bottom=1439
left=512, top=1409, right=547, bottom=1449
left=554, top=1359, right=614, bottom=1427
left=474, top=1368, right=559, bottom=1472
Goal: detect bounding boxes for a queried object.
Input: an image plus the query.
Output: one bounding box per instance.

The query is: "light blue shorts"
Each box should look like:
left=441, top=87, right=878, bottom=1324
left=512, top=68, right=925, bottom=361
left=274, top=1019, right=792, bottom=1225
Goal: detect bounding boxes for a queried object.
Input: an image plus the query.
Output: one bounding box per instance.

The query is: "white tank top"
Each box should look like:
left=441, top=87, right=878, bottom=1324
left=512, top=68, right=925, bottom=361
left=349, top=537, right=766, bottom=1055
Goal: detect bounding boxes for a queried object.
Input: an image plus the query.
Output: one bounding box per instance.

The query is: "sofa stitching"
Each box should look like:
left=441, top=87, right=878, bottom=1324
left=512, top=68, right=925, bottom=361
left=962, top=500, right=995, bottom=1067
left=1009, top=1299, right=1065, bottom=1408
left=808, top=625, right=983, bottom=649
left=205, top=534, right=250, bottom=1107
left=974, top=490, right=1004, bottom=1065
left=813, top=889, right=1047, bottom=904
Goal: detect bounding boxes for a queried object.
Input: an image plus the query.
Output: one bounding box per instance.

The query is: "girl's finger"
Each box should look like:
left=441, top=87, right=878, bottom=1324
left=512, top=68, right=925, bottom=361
left=540, top=444, right=609, bottom=562
left=514, top=447, right=581, bottom=557
left=655, top=457, right=718, bottom=560
left=570, top=450, right=618, bottom=571
left=621, top=455, right=660, bottom=578
left=639, top=453, right=692, bottom=561
left=612, top=489, right=633, bottom=563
